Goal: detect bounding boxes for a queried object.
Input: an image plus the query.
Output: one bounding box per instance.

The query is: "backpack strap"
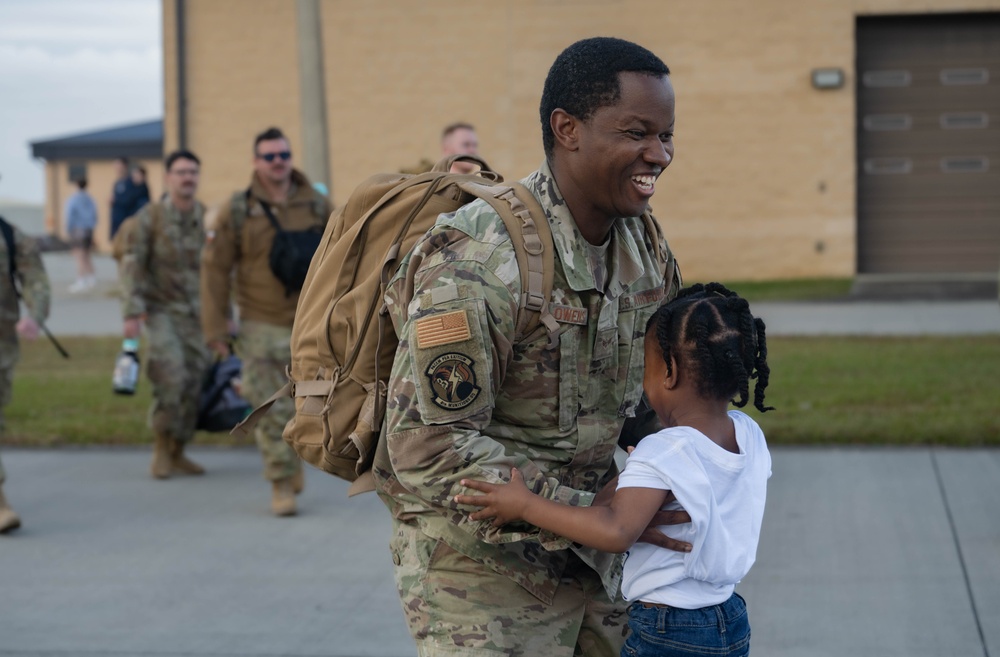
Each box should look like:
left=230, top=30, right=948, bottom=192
left=230, top=189, right=250, bottom=257
left=0, top=216, right=16, bottom=294
left=457, top=181, right=558, bottom=343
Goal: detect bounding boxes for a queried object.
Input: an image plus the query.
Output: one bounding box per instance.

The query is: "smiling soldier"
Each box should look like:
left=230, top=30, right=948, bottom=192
left=374, top=37, right=688, bottom=657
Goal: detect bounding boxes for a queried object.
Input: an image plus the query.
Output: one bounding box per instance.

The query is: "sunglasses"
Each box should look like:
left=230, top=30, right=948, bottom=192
left=258, top=151, right=291, bottom=162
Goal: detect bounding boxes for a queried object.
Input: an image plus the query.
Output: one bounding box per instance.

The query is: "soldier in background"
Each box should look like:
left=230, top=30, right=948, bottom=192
left=120, top=150, right=209, bottom=480
left=0, top=214, right=51, bottom=534
left=440, top=122, right=480, bottom=173
left=200, top=127, right=331, bottom=517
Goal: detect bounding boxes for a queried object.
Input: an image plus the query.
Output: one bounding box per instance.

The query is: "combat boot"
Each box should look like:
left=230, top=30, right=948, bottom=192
left=0, top=486, right=21, bottom=534
left=291, top=461, right=304, bottom=495
left=170, top=439, right=205, bottom=476
left=150, top=433, right=172, bottom=479
left=271, top=477, right=297, bottom=517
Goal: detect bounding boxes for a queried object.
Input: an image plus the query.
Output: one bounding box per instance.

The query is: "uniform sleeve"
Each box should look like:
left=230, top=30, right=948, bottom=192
left=200, top=201, right=237, bottom=343
left=384, top=227, right=597, bottom=546
left=13, top=228, right=50, bottom=324
left=119, top=207, right=151, bottom=318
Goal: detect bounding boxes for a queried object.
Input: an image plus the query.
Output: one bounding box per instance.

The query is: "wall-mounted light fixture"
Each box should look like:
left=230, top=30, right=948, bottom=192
left=811, top=68, right=845, bottom=90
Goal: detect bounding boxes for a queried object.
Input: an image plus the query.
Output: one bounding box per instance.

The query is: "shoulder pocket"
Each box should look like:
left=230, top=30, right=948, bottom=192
left=407, top=298, right=494, bottom=425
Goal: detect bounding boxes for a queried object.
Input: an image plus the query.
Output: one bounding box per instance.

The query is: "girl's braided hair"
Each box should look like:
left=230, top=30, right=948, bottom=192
left=645, top=282, right=774, bottom=412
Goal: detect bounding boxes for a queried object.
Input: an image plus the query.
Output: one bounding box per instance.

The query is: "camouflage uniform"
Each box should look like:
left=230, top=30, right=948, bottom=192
left=200, top=170, right=331, bottom=480
left=374, top=161, right=681, bottom=657
left=0, top=223, right=50, bottom=484
left=120, top=198, right=209, bottom=444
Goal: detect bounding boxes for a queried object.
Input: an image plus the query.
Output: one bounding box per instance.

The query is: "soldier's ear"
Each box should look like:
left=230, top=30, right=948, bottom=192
left=550, top=109, right=581, bottom=153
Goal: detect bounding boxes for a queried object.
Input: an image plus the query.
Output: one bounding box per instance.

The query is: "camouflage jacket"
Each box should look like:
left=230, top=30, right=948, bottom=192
left=120, top=197, right=205, bottom=319
left=374, top=161, right=681, bottom=605
left=0, top=221, right=50, bottom=329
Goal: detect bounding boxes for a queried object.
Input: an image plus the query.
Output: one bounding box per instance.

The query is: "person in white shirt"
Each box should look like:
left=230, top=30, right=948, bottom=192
left=457, top=282, right=774, bottom=657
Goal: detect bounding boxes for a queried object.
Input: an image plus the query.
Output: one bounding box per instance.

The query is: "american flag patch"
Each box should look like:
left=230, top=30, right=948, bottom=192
left=415, top=310, right=471, bottom=349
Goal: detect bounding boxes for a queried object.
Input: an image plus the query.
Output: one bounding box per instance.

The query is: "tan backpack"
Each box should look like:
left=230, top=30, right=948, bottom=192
left=234, top=155, right=559, bottom=495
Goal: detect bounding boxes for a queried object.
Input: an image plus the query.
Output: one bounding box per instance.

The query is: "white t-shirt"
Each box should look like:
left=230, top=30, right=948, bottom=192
left=617, top=410, right=771, bottom=609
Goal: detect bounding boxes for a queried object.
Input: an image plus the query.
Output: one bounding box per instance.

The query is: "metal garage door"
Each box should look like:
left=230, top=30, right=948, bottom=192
left=856, top=13, right=1000, bottom=275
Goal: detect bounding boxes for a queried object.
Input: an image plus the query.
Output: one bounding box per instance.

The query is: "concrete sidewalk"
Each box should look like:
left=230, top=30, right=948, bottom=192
left=0, top=446, right=997, bottom=657
left=35, top=252, right=1000, bottom=338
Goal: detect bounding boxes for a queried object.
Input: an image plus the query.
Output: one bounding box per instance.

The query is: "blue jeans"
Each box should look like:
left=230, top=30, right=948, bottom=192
left=621, top=593, right=750, bottom=657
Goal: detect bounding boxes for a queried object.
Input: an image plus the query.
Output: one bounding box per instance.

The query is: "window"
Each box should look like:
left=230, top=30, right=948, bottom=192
left=940, top=156, right=989, bottom=173
left=863, top=114, right=912, bottom=131
left=940, top=68, right=989, bottom=85
left=864, top=158, right=912, bottom=175
left=862, top=70, right=912, bottom=87
left=940, top=112, right=989, bottom=129
left=68, top=162, right=87, bottom=182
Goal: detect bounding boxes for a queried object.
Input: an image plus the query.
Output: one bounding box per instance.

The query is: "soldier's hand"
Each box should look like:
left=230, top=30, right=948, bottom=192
left=16, top=317, right=40, bottom=341
left=208, top=340, right=231, bottom=359
left=637, top=490, right=693, bottom=553
left=123, top=317, right=142, bottom=339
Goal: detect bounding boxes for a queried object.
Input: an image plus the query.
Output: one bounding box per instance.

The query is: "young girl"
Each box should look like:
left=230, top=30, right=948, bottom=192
left=455, top=282, right=773, bottom=657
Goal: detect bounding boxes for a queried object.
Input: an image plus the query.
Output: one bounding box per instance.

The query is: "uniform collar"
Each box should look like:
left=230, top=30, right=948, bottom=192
left=524, top=161, right=647, bottom=297
left=161, top=195, right=204, bottom=221
left=248, top=168, right=314, bottom=206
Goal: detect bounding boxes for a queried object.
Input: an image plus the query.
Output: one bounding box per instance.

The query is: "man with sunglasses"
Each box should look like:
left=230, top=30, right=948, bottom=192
left=200, top=127, right=331, bottom=516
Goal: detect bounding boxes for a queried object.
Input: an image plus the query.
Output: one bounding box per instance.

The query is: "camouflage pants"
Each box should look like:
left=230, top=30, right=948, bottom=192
left=145, top=312, right=209, bottom=443
left=238, top=320, right=298, bottom=481
left=0, top=329, right=19, bottom=486
left=388, top=519, right=628, bottom=657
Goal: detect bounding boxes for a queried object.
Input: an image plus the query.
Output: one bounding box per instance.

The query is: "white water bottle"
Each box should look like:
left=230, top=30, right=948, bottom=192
left=112, top=338, right=140, bottom=395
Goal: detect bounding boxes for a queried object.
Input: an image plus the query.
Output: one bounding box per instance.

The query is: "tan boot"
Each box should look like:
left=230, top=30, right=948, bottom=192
left=170, top=440, right=205, bottom=476
left=150, top=433, right=172, bottom=479
left=271, top=477, right=297, bottom=516
left=291, top=462, right=304, bottom=495
left=0, top=486, right=21, bottom=534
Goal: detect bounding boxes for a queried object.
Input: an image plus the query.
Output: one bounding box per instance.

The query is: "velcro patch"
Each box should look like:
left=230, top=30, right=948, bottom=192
left=620, top=287, right=664, bottom=311
left=550, top=304, right=588, bottom=325
left=415, top=310, right=471, bottom=349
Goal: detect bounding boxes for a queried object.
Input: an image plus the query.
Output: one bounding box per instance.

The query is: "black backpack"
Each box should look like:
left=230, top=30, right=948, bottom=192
left=197, top=354, right=252, bottom=433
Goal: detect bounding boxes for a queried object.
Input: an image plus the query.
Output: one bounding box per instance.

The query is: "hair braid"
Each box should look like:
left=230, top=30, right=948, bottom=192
left=751, top=317, right=774, bottom=412
left=647, top=282, right=774, bottom=413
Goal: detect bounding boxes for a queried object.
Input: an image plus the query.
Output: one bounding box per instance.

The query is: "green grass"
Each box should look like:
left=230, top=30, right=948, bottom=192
left=3, top=335, right=998, bottom=447
left=703, top=277, right=854, bottom=302
left=740, top=336, right=1000, bottom=446
left=3, top=336, right=251, bottom=447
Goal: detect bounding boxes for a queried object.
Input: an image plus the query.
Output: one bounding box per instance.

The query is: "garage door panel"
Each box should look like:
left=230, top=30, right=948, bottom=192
left=857, top=12, right=1000, bottom=275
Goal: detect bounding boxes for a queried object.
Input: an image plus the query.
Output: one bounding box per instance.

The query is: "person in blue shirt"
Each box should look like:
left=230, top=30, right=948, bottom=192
left=65, top=178, right=98, bottom=293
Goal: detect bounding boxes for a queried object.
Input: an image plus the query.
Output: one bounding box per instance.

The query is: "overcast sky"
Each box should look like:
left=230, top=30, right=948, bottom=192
left=0, top=0, right=162, bottom=203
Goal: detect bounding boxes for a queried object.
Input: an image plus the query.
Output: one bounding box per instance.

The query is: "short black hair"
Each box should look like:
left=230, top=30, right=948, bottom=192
left=165, top=149, right=200, bottom=171
left=76, top=178, right=88, bottom=190
left=540, top=37, right=670, bottom=157
left=646, top=282, right=773, bottom=413
left=254, top=127, right=288, bottom=153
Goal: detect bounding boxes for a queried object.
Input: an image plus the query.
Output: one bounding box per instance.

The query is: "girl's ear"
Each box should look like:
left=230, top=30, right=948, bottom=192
left=664, top=355, right=680, bottom=390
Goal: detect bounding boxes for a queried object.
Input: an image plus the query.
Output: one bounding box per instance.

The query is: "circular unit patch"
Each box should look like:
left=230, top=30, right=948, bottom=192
left=425, top=353, right=481, bottom=410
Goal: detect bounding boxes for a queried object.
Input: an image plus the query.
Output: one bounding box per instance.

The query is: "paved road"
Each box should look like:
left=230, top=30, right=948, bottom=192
left=1, top=447, right=997, bottom=657
left=1, top=253, right=995, bottom=656
left=35, top=252, right=1000, bottom=338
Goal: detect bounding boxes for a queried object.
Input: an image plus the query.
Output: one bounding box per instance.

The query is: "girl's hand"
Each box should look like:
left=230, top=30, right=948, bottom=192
left=455, top=467, right=534, bottom=527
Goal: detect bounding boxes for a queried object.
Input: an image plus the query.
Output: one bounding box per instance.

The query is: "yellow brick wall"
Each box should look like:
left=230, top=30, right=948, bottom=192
left=164, top=0, right=303, bottom=212
left=163, top=0, right=1000, bottom=280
